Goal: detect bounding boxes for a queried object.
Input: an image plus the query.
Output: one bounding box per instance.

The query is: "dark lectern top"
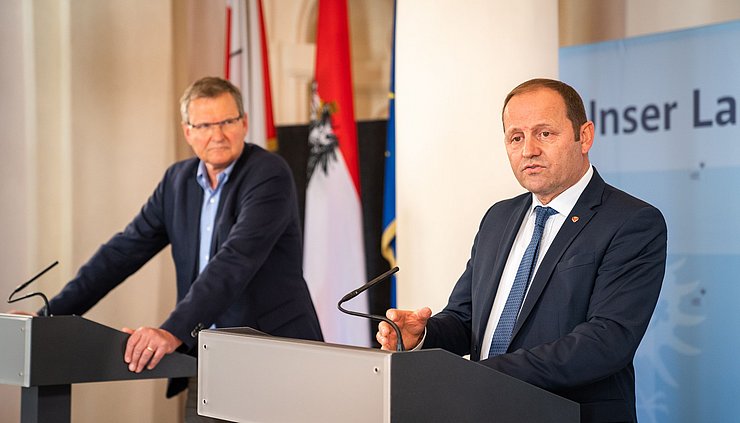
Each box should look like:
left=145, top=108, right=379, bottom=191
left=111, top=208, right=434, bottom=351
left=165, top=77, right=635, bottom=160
left=0, top=314, right=196, bottom=387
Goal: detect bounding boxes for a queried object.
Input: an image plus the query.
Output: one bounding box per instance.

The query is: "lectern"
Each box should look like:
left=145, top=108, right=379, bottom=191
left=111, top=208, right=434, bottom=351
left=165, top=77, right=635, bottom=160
left=198, top=328, right=580, bottom=422
left=0, top=313, right=197, bottom=423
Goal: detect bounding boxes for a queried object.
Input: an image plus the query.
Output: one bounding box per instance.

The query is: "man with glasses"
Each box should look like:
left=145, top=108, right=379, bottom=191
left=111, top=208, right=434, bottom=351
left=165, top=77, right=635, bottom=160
left=42, top=77, right=323, bottom=421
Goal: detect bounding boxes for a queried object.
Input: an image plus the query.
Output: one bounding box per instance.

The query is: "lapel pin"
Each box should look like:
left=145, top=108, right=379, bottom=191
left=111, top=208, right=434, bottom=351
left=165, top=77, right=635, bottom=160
left=571, top=216, right=579, bottom=223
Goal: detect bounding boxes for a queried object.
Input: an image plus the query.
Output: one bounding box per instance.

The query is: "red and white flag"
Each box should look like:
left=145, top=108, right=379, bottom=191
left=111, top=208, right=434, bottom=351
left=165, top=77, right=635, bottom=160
left=226, top=0, right=277, bottom=151
left=304, top=0, right=368, bottom=346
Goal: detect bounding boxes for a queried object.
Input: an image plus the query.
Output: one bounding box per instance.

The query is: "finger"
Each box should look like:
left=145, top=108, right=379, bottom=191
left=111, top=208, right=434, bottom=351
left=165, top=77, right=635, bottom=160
left=129, top=342, right=148, bottom=372
left=376, top=334, right=388, bottom=350
left=126, top=329, right=152, bottom=371
left=381, top=321, right=398, bottom=339
left=376, top=330, right=394, bottom=351
left=8, top=310, right=37, bottom=316
left=417, top=307, right=433, bottom=321
left=133, top=344, right=156, bottom=373
left=147, top=348, right=167, bottom=370
left=124, top=328, right=142, bottom=364
left=386, top=308, right=397, bottom=321
left=378, top=321, right=390, bottom=336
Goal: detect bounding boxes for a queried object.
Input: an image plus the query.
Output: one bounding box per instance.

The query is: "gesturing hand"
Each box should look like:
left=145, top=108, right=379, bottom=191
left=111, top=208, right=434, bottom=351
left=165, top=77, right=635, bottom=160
left=376, top=307, right=432, bottom=351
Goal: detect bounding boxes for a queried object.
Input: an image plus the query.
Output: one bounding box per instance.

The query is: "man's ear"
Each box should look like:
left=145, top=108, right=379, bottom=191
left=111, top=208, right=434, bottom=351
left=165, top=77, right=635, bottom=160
left=579, top=121, right=595, bottom=154
left=182, top=122, right=193, bottom=145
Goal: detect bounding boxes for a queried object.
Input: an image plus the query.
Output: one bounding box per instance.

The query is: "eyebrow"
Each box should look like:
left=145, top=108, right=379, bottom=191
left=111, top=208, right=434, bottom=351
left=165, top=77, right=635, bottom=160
left=504, top=125, right=523, bottom=134
left=508, top=123, right=556, bottom=133
left=532, top=122, right=556, bottom=131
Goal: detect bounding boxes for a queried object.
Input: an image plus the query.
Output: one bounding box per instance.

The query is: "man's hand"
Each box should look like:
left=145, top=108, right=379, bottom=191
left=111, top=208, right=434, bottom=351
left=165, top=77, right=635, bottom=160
left=376, top=307, right=432, bottom=351
left=6, top=310, right=38, bottom=317
left=122, top=326, right=183, bottom=373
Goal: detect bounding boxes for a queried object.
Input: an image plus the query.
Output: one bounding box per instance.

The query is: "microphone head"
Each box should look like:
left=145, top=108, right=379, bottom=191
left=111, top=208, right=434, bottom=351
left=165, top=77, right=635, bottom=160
left=336, top=267, right=399, bottom=305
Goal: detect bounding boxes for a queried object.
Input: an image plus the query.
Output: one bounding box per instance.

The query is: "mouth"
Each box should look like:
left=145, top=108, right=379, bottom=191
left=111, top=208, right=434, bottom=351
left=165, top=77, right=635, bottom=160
left=207, top=144, right=230, bottom=151
left=522, top=163, right=544, bottom=173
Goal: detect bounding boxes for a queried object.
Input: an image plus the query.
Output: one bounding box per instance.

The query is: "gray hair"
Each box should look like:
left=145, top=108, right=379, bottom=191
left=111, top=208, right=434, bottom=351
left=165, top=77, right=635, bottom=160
left=179, top=76, right=245, bottom=123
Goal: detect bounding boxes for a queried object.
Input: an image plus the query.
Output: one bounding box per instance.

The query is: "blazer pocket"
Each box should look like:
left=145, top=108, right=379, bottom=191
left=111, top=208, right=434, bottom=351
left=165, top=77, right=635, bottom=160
left=555, top=252, right=595, bottom=271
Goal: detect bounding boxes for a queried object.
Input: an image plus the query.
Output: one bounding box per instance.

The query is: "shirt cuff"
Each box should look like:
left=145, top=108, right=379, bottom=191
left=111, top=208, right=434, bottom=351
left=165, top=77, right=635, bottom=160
left=410, top=328, right=427, bottom=351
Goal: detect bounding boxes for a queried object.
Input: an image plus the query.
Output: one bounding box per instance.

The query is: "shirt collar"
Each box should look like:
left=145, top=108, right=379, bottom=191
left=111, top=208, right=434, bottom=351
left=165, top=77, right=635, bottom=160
left=530, top=165, right=594, bottom=217
left=196, top=159, right=238, bottom=192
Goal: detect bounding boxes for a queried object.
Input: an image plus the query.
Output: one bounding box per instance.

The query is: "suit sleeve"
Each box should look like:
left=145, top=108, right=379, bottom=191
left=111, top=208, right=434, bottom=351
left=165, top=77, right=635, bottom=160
left=481, top=205, right=667, bottom=391
left=160, top=157, right=296, bottom=347
left=424, top=261, right=475, bottom=355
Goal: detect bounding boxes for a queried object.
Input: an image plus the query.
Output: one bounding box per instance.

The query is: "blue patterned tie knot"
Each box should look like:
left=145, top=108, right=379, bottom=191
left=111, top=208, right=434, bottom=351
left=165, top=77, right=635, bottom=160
left=488, top=205, right=557, bottom=357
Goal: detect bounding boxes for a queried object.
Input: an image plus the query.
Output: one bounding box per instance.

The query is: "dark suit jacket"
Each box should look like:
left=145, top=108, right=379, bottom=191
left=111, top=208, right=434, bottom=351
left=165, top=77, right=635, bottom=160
left=47, top=144, right=323, bottom=395
left=424, top=169, right=666, bottom=423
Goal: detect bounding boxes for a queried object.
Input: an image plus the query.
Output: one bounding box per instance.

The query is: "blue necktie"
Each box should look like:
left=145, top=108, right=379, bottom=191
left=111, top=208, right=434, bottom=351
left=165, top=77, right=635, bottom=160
left=488, top=205, right=558, bottom=357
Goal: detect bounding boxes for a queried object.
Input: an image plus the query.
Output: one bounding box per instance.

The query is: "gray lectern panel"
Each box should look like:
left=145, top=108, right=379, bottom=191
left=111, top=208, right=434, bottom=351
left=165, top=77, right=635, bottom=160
left=199, top=330, right=391, bottom=423
left=0, top=313, right=32, bottom=386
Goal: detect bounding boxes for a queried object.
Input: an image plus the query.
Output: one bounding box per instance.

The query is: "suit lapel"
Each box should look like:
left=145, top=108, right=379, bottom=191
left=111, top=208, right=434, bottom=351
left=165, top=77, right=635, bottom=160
left=186, top=164, right=204, bottom=281
left=211, top=145, right=251, bottom=251
left=511, top=170, right=607, bottom=340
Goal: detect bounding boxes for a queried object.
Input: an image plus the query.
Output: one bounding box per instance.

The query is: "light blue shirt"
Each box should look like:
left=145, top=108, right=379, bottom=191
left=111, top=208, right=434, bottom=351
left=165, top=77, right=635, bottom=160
left=196, top=160, right=237, bottom=274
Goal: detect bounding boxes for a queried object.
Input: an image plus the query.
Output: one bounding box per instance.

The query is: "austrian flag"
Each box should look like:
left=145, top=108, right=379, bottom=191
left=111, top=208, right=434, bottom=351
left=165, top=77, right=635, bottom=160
left=303, top=0, right=368, bottom=347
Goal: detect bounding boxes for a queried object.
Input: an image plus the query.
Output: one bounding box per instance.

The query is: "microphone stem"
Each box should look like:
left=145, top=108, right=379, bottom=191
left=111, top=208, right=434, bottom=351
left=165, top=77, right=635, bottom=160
left=337, top=302, right=405, bottom=352
left=8, top=261, right=58, bottom=302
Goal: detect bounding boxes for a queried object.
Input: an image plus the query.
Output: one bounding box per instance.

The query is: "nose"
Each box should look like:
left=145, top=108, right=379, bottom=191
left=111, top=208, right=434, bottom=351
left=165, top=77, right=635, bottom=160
left=521, top=137, right=540, bottom=158
left=208, top=122, right=227, bottom=138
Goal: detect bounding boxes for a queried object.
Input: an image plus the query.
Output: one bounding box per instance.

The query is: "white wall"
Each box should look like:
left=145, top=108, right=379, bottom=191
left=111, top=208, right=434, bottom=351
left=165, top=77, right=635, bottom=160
left=1, top=1, right=181, bottom=422
left=0, top=1, right=33, bottom=419
left=394, top=0, right=559, bottom=312
left=64, top=1, right=179, bottom=420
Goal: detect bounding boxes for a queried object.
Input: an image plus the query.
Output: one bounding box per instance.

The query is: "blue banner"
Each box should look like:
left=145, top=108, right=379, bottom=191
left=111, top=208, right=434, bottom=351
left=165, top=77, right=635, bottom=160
left=382, top=0, right=397, bottom=307
left=561, top=20, right=740, bottom=422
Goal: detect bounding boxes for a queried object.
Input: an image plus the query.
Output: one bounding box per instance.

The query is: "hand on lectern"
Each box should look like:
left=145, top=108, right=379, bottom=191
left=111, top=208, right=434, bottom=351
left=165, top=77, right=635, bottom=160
left=6, top=310, right=38, bottom=316
left=122, top=326, right=183, bottom=373
left=376, top=307, right=432, bottom=351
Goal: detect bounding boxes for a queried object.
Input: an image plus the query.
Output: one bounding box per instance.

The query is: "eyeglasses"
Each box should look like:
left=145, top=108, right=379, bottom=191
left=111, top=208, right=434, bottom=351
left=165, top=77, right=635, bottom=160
left=187, top=115, right=243, bottom=134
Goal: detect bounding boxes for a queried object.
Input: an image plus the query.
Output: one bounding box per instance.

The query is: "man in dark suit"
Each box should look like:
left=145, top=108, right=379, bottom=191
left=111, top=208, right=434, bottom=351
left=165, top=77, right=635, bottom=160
left=377, top=78, right=666, bottom=422
left=43, top=77, right=322, bottom=420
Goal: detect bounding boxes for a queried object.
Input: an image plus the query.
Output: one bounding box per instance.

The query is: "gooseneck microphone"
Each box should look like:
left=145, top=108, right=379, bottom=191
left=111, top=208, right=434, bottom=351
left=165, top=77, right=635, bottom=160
left=7, top=260, right=58, bottom=316
left=337, top=266, right=405, bottom=352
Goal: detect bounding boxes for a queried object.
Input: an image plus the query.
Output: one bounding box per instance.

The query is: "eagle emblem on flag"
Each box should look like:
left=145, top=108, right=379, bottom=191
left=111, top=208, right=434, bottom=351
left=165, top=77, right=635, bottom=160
left=307, top=82, right=340, bottom=182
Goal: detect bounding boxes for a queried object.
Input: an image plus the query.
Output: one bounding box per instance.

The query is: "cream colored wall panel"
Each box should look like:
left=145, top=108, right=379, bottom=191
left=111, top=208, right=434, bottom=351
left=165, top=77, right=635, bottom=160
left=66, top=2, right=178, bottom=421
left=626, top=0, right=740, bottom=38
left=0, top=1, right=32, bottom=421
left=395, top=0, right=559, bottom=313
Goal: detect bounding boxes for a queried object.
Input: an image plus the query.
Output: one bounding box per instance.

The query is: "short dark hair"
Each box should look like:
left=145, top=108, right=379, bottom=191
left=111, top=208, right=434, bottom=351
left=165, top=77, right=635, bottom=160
left=179, top=77, right=245, bottom=123
left=502, top=78, right=587, bottom=140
